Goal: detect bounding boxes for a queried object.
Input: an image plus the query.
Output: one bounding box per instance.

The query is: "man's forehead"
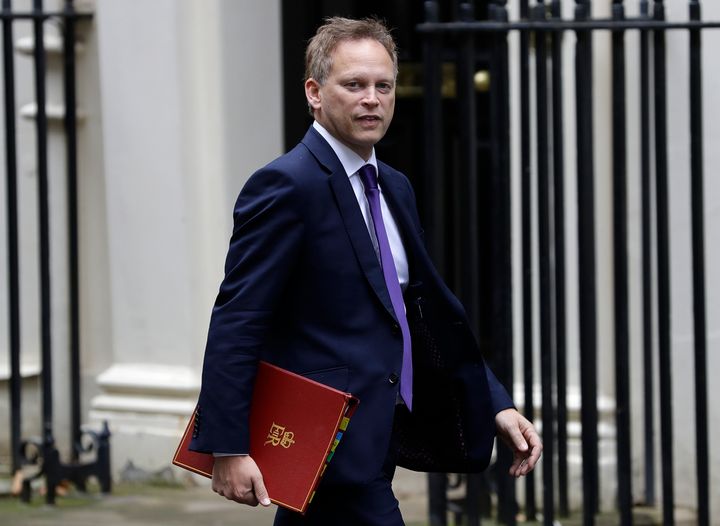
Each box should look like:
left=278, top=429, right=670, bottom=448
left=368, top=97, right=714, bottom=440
left=330, top=38, right=392, bottom=61
left=328, top=39, right=394, bottom=72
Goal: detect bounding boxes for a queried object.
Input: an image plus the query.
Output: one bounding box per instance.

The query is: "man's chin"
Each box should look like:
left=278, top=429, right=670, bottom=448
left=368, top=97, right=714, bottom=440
left=353, top=130, right=386, bottom=147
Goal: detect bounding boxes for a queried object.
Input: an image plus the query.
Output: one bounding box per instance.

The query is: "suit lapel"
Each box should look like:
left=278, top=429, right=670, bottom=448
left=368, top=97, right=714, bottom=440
left=302, top=127, right=397, bottom=322
left=328, top=173, right=397, bottom=322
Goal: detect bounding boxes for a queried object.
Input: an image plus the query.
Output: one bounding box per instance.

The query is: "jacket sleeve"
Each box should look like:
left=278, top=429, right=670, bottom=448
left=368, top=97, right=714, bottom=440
left=190, top=168, right=305, bottom=454
left=485, top=366, right=515, bottom=415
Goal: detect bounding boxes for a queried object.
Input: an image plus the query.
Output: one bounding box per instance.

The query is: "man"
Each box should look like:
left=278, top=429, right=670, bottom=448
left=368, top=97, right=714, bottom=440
left=191, top=17, right=541, bottom=525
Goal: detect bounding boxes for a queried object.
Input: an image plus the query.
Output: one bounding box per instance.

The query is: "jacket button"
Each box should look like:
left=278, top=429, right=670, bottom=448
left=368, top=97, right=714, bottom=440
left=388, top=373, right=399, bottom=385
left=392, top=323, right=400, bottom=335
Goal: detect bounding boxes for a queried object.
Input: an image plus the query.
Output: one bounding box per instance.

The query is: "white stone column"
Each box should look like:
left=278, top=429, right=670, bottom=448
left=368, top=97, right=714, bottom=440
left=88, top=0, right=283, bottom=474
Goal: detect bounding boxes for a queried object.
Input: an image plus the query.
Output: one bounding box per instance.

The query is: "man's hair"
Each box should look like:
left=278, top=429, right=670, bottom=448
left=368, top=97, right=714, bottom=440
left=305, top=16, right=398, bottom=85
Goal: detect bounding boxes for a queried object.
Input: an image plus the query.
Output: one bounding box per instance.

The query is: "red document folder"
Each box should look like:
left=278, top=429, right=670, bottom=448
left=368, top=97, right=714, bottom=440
left=173, top=361, right=359, bottom=513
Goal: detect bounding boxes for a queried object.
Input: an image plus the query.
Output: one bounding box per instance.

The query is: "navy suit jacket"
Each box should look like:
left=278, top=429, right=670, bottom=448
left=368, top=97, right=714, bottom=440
left=191, top=127, right=513, bottom=485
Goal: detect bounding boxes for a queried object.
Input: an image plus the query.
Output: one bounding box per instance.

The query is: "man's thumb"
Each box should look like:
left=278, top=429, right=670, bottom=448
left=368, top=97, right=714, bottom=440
left=253, top=476, right=271, bottom=507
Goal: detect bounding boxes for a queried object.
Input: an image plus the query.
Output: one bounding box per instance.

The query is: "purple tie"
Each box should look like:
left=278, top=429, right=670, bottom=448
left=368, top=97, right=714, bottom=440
left=358, top=164, right=413, bottom=411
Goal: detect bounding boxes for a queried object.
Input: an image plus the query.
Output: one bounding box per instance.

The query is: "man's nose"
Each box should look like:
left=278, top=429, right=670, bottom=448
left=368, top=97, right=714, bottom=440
left=362, top=88, right=380, bottom=105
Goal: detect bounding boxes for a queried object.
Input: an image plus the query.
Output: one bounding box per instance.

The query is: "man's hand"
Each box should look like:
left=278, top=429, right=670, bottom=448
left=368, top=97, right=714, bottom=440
left=211, top=455, right=271, bottom=507
left=495, top=408, right=543, bottom=478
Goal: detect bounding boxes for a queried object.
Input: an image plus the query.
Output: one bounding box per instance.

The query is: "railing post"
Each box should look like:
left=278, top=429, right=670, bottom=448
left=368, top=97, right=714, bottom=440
left=422, top=0, right=446, bottom=275
left=688, top=1, right=709, bottom=525
left=532, top=3, right=556, bottom=526
left=2, top=0, right=22, bottom=477
left=574, top=1, right=599, bottom=524
left=423, top=5, right=449, bottom=524
left=638, top=0, right=656, bottom=509
left=428, top=472, right=448, bottom=526
left=518, top=0, right=537, bottom=520
left=453, top=3, right=483, bottom=519
left=611, top=2, right=633, bottom=525
left=549, top=0, right=568, bottom=517
left=97, top=422, right=112, bottom=493
left=454, top=1, right=479, bottom=330
left=652, top=1, right=675, bottom=524
left=62, top=0, right=82, bottom=463
left=489, top=2, right=515, bottom=524
left=29, top=0, right=62, bottom=505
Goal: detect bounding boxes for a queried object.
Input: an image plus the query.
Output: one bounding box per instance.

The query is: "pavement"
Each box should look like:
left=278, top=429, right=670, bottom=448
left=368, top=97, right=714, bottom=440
left=0, top=467, right=687, bottom=525
left=0, top=467, right=430, bottom=526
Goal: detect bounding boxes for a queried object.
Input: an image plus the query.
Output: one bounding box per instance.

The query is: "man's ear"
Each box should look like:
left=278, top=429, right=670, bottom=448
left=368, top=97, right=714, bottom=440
left=305, top=78, right=322, bottom=111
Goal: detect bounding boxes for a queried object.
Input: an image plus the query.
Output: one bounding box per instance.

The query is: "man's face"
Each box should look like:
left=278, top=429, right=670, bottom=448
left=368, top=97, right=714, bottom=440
left=305, top=39, right=396, bottom=160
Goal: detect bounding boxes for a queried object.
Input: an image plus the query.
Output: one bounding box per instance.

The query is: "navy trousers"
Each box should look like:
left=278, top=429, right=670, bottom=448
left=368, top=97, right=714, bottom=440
left=273, top=475, right=404, bottom=526
left=274, top=408, right=404, bottom=526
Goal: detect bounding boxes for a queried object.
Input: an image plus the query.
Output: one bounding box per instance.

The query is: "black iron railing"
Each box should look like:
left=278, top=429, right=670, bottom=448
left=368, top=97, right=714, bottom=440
left=418, top=1, right=715, bottom=525
left=2, top=0, right=109, bottom=504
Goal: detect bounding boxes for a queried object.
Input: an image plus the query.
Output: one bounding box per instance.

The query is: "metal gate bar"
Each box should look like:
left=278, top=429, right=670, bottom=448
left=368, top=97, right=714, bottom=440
left=455, top=1, right=480, bottom=327
left=532, top=3, right=555, bottom=526
left=638, top=0, right=656, bottom=511
left=611, top=2, right=632, bottom=525
left=517, top=0, right=537, bottom=520
left=488, top=2, right=515, bottom=523
left=31, top=2, right=55, bottom=486
left=688, top=2, right=708, bottom=525
left=573, top=2, right=601, bottom=523
left=550, top=0, right=569, bottom=518
left=651, top=2, right=675, bottom=525
left=1, top=0, right=21, bottom=476
left=63, top=0, right=82, bottom=463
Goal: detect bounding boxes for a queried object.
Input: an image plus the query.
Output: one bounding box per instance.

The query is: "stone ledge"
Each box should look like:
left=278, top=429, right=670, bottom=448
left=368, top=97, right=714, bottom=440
left=90, top=394, right=195, bottom=417
left=95, top=363, right=200, bottom=397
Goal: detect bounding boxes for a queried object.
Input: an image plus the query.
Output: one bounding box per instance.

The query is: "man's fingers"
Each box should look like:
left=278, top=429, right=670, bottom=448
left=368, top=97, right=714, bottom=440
left=252, top=474, right=272, bottom=507
left=524, top=442, right=543, bottom=472
left=512, top=433, right=542, bottom=476
left=508, top=455, right=526, bottom=477
left=506, top=426, right=529, bottom=454
left=210, top=455, right=270, bottom=507
left=522, top=429, right=543, bottom=468
left=238, top=491, right=259, bottom=506
left=216, top=484, right=258, bottom=505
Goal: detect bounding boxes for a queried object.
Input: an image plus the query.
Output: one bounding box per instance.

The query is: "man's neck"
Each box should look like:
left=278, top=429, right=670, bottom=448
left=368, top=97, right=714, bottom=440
left=312, top=121, right=377, bottom=177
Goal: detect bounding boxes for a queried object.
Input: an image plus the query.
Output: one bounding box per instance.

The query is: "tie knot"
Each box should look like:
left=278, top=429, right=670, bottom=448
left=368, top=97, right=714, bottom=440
left=358, top=164, right=378, bottom=192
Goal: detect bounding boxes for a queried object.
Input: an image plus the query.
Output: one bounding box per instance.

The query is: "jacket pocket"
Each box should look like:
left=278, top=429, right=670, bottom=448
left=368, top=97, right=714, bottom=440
left=300, top=365, right=349, bottom=392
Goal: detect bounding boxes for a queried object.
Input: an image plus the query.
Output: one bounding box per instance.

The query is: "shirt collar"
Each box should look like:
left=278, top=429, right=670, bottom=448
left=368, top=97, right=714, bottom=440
left=313, top=121, right=378, bottom=178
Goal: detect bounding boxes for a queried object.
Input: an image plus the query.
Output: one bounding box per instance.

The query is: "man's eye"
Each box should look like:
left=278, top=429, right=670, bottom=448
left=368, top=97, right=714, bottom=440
left=345, top=82, right=360, bottom=89
left=377, top=83, right=392, bottom=93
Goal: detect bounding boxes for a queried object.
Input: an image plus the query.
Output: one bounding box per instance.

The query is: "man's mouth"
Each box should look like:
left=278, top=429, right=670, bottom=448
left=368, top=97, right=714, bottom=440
left=357, top=115, right=381, bottom=122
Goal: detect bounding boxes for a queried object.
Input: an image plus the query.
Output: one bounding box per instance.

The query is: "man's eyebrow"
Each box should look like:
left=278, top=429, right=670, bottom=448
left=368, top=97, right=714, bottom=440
left=338, top=75, right=394, bottom=83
